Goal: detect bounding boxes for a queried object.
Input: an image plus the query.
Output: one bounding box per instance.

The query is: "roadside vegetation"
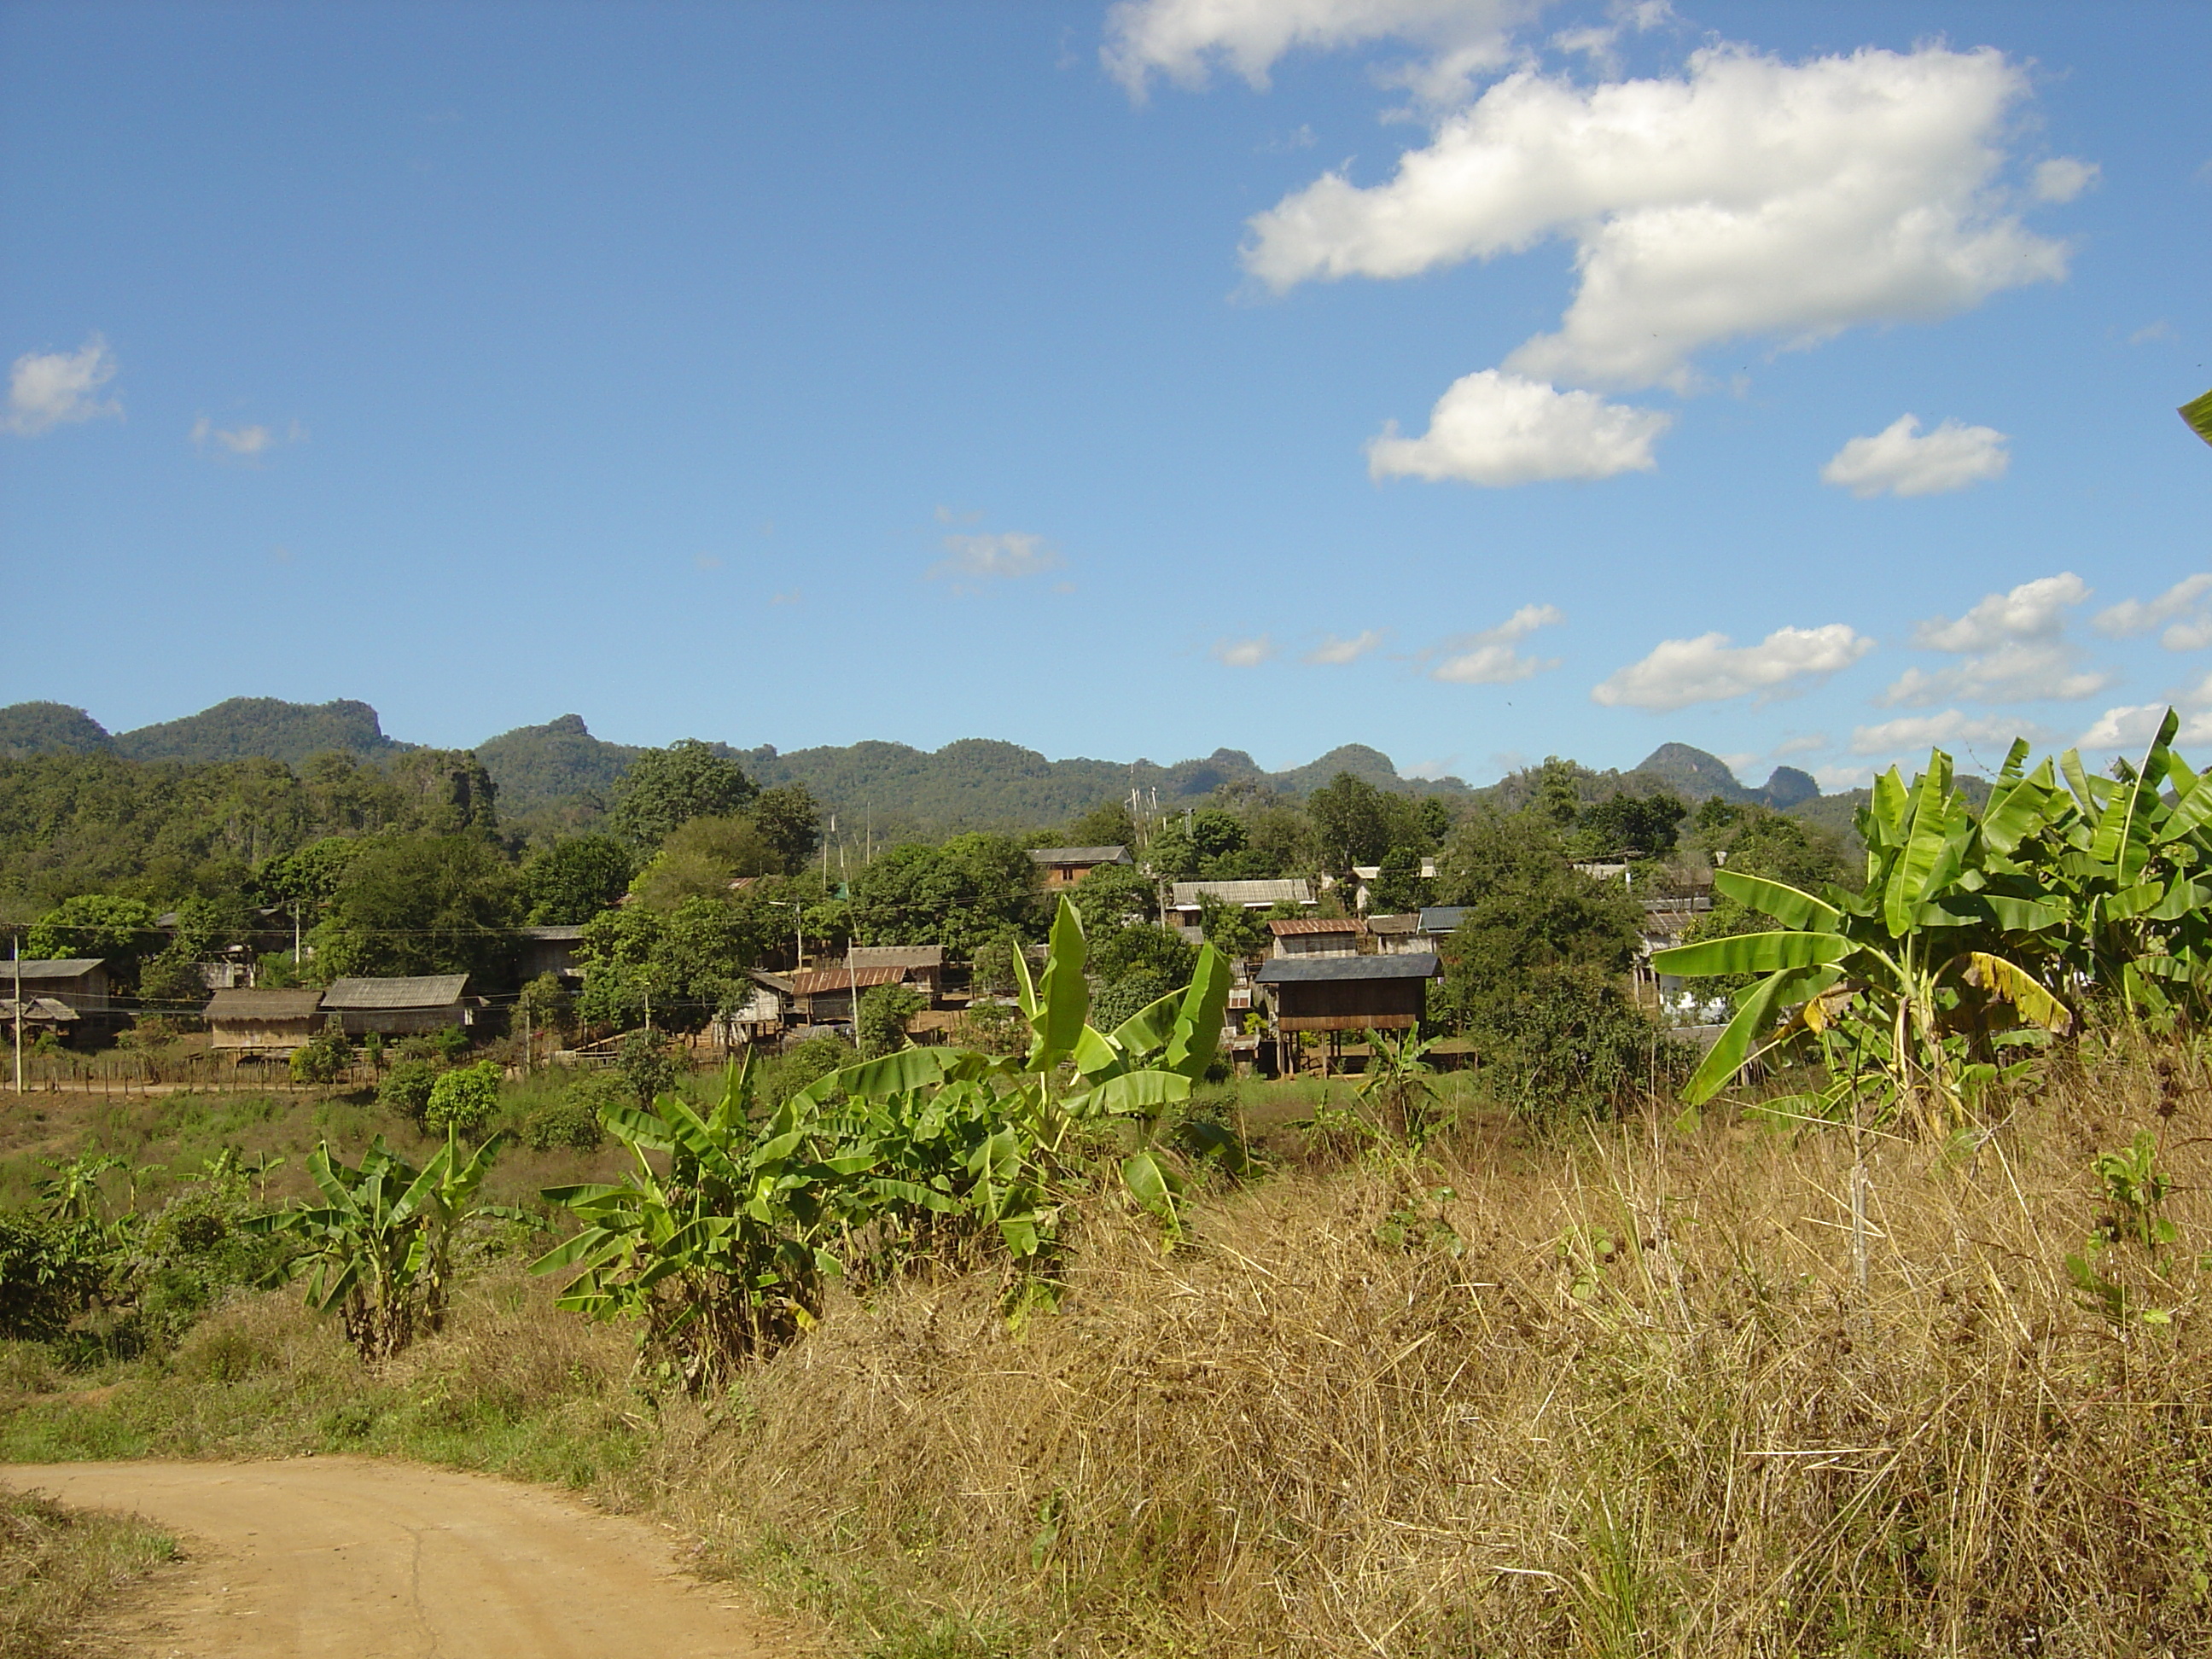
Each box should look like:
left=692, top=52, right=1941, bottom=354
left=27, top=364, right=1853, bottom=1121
left=0, top=1487, right=176, bottom=1659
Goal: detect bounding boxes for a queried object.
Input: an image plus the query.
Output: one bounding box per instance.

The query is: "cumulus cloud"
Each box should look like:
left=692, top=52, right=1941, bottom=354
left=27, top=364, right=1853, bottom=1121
left=2093, top=573, right=2212, bottom=652
left=1819, top=414, right=2009, bottom=498
left=1849, top=710, right=2034, bottom=757
left=1431, top=602, right=1566, bottom=684
left=1213, top=635, right=1278, bottom=668
left=1367, top=370, right=1670, bottom=485
left=1306, top=629, right=1385, bottom=664
left=1103, top=0, right=1538, bottom=100
left=5, top=335, right=121, bottom=436
left=2078, top=672, right=2212, bottom=754
left=928, top=530, right=1064, bottom=588
left=1591, top=623, right=1874, bottom=710
left=2032, top=157, right=2099, bottom=203
left=1245, top=45, right=2069, bottom=391
left=1879, top=573, right=2113, bottom=706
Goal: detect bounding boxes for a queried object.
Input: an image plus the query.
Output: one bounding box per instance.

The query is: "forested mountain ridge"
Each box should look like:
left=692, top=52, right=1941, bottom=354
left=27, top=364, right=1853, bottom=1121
left=0, top=696, right=1870, bottom=870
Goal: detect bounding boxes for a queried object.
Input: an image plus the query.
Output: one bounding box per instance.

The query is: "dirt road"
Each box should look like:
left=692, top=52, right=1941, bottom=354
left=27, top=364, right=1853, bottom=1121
left=1, top=1458, right=777, bottom=1657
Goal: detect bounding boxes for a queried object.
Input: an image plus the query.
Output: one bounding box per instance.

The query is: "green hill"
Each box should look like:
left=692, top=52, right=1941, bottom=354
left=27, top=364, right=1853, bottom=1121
left=112, top=698, right=410, bottom=765
left=474, top=714, right=642, bottom=814
left=0, top=702, right=112, bottom=758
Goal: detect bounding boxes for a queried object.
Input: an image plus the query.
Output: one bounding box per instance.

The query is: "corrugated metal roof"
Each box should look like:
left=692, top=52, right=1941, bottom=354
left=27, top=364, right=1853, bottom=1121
left=1027, top=846, right=1131, bottom=865
left=1255, top=953, right=1441, bottom=984
left=1170, top=879, right=1316, bottom=908
left=847, top=945, right=945, bottom=969
left=1418, top=906, right=1468, bottom=932
left=321, top=975, right=470, bottom=1010
left=515, top=925, right=585, bottom=941
left=206, top=988, right=326, bottom=1019
left=9, top=958, right=106, bottom=978
left=787, top=966, right=912, bottom=995
left=1268, top=917, right=1363, bottom=936
left=1365, top=913, right=1423, bottom=934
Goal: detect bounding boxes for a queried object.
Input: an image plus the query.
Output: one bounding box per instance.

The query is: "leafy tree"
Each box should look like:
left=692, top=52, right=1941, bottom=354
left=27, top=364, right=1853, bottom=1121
left=848, top=833, right=1040, bottom=954
left=857, top=982, right=927, bottom=1058
left=137, top=949, right=213, bottom=1010
left=1532, top=757, right=1586, bottom=828
left=576, top=897, right=754, bottom=1033
left=1196, top=894, right=1271, bottom=960
left=1472, top=965, right=1686, bottom=1121
left=26, top=894, right=160, bottom=968
left=616, top=1030, right=678, bottom=1107
left=290, top=1021, right=356, bottom=1085
left=610, top=740, right=755, bottom=847
left=317, top=835, right=520, bottom=981
left=1146, top=808, right=1249, bottom=881
left=515, top=971, right=576, bottom=1039
left=1088, top=919, right=1197, bottom=987
left=1368, top=846, right=1429, bottom=914
left=1431, top=809, right=1656, bottom=1114
left=631, top=815, right=782, bottom=910
left=425, top=1061, right=502, bottom=1135
left=1068, top=860, right=1157, bottom=934
left=518, top=834, right=633, bottom=924
left=749, top=783, right=823, bottom=874
left=1307, top=773, right=1424, bottom=871
left=1062, top=799, right=1137, bottom=849
left=378, top=1059, right=442, bottom=1124
left=1575, top=791, right=1688, bottom=859
left=386, top=749, right=501, bottom=836
left=259, top=835, right=372, bottom=924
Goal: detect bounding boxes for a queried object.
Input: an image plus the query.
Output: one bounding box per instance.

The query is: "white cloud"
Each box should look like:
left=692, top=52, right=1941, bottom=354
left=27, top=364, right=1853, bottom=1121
left=1849, top=710, right=2033, bottom=757
left=1404, top=754, right=1462, bottom=780
left=2093, top=573, right=2212, bottom=651
left=1306, top=629, right=1385, bottom=664
left=2032, top=157, right=2099, bottom=203
left=928, top=531, right=1063, bottom=586
left=1592, top=622, right=1874, bottom=710
left=5, top=335, right=121, bottom=436
left=189, top=414, right=306, bottom=460
left=1431, top=602, right=1565, bottom=684
left=1103, top=0, right=1537, bottom=100
left=1770, top=731, right=1831, bottom=758
left=1213, top=635, right=1278, bottom=667
left=1367, top=370, right=1670, bottom=485
left=1880, top=573, right=2112, bottom=706
left=2079, top=672, right=2212, bottom=754
left=1245, top=45, right=2068, bottom=391
left=1819, top=414, right=2009, bottom=498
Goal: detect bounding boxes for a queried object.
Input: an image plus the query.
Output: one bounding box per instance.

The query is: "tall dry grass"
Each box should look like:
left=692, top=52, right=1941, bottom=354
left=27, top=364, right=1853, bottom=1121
left=660, top=1029, right=2212, bottom=1656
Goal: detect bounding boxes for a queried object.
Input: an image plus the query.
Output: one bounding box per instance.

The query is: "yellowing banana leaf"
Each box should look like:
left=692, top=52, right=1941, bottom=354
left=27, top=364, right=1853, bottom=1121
left=1963, top=952, right=2072, bottom=1033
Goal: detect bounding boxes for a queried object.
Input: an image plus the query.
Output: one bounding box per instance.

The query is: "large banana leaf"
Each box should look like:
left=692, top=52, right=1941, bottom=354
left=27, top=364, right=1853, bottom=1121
left=1713, top=869, right=1841, bottom=930
left=1026, top=896, right=1091, bottom=1071
left=1651, top=929, right=1850, bottom=978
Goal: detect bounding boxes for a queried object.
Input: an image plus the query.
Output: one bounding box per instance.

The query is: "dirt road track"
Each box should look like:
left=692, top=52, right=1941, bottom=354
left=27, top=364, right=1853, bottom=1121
left=2, top=1458, right=777, bottom=1657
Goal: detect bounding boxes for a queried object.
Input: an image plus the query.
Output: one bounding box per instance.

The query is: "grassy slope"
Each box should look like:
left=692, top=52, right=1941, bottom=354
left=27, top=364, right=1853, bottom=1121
left=5, top=1045, right=2212, bottom=1656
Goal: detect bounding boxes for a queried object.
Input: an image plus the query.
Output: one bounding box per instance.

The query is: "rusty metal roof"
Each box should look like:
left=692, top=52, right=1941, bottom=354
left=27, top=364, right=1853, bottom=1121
left=1268, top=917, right=1364, bottom=936
left=786, top=966, right=912, bottom=996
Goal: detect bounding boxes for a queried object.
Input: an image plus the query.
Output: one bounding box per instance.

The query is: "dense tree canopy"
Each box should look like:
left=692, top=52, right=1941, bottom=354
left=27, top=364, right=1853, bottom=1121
left=847, top=833, right=1039, bottom=955
left=315, top=835, right=519, bottom=980
left=518, top=833, right=634, bottom=924
left=609, top=740, right=756, bottom=847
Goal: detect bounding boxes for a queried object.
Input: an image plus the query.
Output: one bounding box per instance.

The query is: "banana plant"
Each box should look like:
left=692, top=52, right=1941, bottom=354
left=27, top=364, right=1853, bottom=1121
left=1655, top=747, right=2073, bottom=1130
left=1990, top=710, right=2212, bottom=1022
left=250, top=1130, right=521, bottom=1362
left=534, top=896, right=1239, bottom=1382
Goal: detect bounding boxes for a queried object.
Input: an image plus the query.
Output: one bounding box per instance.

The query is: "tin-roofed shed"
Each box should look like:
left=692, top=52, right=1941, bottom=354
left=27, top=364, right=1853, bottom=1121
left=1254, top=953, right=1441, bottom=1033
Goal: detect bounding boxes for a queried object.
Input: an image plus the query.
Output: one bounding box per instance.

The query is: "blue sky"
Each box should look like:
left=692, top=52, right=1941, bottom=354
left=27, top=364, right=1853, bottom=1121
left=3, top=0, right=2208, bottom=789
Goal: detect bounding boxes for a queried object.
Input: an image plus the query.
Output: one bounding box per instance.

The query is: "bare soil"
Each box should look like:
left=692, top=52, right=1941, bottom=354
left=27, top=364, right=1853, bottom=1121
left=0, top=1458, right=777, bottom=1658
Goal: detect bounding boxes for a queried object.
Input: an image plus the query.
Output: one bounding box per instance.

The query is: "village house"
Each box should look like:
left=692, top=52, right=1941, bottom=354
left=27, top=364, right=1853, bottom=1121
left=204, top=987, right=326, bottom=1055
left=1027, top=846, right=1132, bottom=889
left=1255, top=952, right=1442, bottom=1074
left=515, top=925, right=586, bottom=986
left=1267, top=917, right=1365, bottom=958
left=0, top=996, right=79, bottom=1042
left=1365, top=913, right=1433, bottom=955
left=844, top=944, right=948, bottom=999
left=1167, top=878, right=1317, bottom=930
left=779, top=964, right=916, bottom=1027
left=7, top=959, right=114, bottom=1014
left=320, top=974, right=474, bottom=1038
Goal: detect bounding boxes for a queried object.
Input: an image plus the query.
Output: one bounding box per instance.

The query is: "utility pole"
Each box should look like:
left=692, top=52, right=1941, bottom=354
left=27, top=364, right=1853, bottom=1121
left=12, top=935, right=21, bottom=1096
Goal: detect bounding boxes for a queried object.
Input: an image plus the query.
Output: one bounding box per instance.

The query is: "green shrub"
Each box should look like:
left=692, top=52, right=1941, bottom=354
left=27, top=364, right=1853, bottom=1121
left=0, top=1215, right=107, bottom=1342
left=399, top=1026, right=470, bottom=1064
left=615, top=1030, right=678, bottom=1109
left=753, top=1033, right=856, bottom=1114
left=288, top=1022, right=355, bottom=1086
left=377, top=1059, right=442, bottom=1124
left=523, top=1097, right=607, bottom=1152
left=424, top=1062, right=503, bottom=1135
left=857, top=983, right=927, bottom=1058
